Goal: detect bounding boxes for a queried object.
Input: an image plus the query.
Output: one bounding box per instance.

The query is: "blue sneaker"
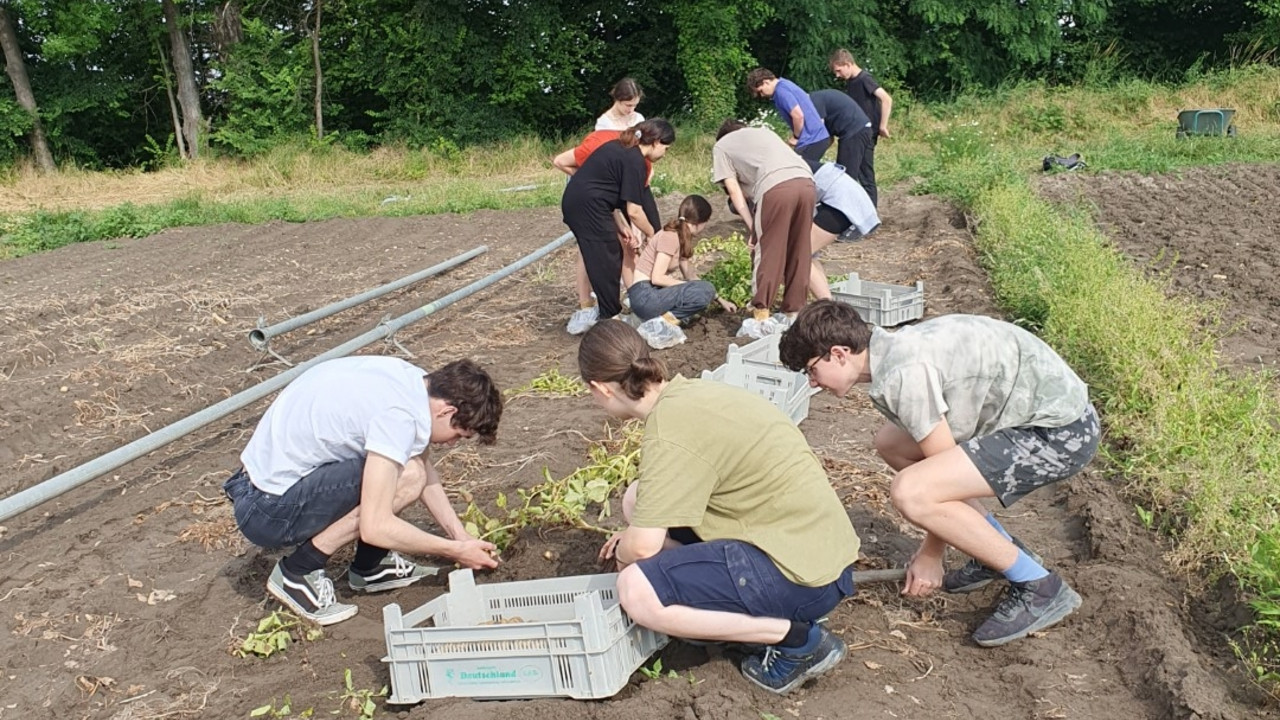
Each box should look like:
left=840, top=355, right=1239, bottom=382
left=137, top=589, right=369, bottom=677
left=740, top=623, right=846, bottom=694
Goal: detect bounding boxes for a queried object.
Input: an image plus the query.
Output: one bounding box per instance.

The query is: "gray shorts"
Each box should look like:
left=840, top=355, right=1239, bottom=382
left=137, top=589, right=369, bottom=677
left=961, top=404, right=1100, bottom=507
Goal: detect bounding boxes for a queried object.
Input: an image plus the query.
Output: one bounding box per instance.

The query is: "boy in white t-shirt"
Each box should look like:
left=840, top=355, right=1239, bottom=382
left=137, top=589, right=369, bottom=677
left=223, top=356, right=503, bottom=625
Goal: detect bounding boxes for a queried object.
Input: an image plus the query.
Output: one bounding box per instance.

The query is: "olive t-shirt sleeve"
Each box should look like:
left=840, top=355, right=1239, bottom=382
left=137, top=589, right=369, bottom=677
left=630, top=438, right=718, bottom=528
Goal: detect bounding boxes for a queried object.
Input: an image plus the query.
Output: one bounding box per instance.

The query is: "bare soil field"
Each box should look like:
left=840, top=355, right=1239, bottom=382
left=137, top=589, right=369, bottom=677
left=0, top=187, right=1271, bottom=720
left=1038, top=163, right=1280, bottom=368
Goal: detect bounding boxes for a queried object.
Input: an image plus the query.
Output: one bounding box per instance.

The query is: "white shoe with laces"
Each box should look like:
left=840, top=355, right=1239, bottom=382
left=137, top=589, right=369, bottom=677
left=567, top=306, right=599, bottom=335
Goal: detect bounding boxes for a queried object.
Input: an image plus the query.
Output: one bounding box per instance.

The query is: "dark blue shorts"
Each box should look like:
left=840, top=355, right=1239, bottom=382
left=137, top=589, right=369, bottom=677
left=636, top=539, right=856, bottom=622
left=222, top=458, right=365, bottom=548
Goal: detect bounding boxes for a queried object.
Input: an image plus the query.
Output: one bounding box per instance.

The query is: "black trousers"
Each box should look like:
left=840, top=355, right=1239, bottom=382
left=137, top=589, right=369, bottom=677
left=835, top=128, right=877, bottom=208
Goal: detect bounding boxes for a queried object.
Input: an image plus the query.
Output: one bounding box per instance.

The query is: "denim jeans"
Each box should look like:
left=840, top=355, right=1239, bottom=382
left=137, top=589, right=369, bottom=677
left=627, top=279, right=717, bottom=322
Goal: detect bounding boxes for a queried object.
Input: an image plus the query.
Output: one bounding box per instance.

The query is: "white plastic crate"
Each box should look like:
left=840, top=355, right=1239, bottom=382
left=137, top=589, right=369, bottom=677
left=702, top=350, right=819, bottom=425
left=830, top=273, right=925, bottom=326
left=730, top=332, right=783, bottom=368
left=382, top=569, right=668, bottom=702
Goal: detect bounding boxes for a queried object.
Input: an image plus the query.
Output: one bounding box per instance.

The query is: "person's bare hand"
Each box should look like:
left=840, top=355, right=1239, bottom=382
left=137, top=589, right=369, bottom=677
left=901, top=551, right=943, bottom=597
left=879, top=126, right=891, bottom=139
left=598, top=532, right=623, bottom=564
left=454, top=538, right=501, bottom=570
left=717, top=297, right=739, bottom=313
left=786, top=135, right=798, bottom=147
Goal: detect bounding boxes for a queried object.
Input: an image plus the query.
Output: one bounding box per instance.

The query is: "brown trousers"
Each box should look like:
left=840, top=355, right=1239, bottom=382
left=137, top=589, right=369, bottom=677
left=753, top=177, right=815, bottom=313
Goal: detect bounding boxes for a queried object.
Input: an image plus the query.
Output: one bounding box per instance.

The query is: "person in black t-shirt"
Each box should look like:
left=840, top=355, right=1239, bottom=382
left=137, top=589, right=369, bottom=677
left=828, top=49, right=894, bottom=208
left=561, top=119, right=674, bottom=327
left=809, top=89, right=876, bottom=204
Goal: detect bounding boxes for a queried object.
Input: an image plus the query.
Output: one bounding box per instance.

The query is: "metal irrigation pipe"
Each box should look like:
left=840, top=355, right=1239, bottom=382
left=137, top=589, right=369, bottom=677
left=0, top=232, right=575, bottom=524
left=248, top=245, right=488, bottom=352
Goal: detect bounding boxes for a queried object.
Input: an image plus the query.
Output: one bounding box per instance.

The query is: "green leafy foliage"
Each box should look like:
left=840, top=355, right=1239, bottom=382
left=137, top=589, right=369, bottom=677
left=698, top=232, right=754, bottom=308
left=460, top=423, right=642, bottom=553
left=338, top=669, right=386, bottom=720
left=504, top=368, right=586, bottom=398
left=235, top=611, right=323, bottom=659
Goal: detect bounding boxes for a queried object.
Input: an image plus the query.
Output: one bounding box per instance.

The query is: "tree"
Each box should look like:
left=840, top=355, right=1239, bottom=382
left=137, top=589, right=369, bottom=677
left=309, top=0, right=323, bottom=139
left=0, top=6, right=55, bottom=171
left=161, top=0, right=203, bottom=158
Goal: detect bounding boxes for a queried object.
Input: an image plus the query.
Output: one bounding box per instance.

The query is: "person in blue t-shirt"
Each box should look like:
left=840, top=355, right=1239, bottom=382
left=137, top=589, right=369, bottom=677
left=747, top=68, right=831, bottom=163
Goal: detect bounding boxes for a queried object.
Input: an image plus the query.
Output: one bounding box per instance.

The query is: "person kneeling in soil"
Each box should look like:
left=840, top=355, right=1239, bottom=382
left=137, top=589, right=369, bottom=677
left=580, top=321, right=859, bottom=694
left=628, top=194, right=737, bottom=349
left=779, top=302, right=1100, bottom=646
left=223, top=356, right=503, bottom=625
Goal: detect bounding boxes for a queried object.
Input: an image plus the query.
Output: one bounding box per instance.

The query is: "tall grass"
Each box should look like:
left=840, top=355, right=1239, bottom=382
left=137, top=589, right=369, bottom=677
left=900, top=65, right=1280, bottom=682
left=0, top=130, right=718, bottom=258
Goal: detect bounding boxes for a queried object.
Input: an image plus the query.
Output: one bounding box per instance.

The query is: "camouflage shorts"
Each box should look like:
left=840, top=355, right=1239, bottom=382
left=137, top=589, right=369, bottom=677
left=960, top=404, right=1100, bottom=507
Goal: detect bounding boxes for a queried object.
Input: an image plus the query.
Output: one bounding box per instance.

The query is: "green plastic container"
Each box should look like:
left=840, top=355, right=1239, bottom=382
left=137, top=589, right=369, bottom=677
left=1176, top=108, right=1237, bottom=138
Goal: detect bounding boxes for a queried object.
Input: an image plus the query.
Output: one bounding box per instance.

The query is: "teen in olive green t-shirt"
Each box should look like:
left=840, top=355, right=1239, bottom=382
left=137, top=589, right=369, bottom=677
left=579, top=320, right=859, bottom=695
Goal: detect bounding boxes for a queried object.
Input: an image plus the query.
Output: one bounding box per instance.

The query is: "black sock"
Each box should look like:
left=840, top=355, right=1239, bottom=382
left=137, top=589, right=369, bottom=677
left=778, top=621, right=812, bottom=649
left=351, top=541, right=390, bottom=574
left=281, top=540, right=330, bottom=577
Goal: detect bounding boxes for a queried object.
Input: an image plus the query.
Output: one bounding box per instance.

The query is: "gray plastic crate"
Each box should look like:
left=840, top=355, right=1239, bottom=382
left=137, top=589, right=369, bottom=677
left=382, top=569, right=668, bottom=702
left=830, top=273, right=924, bottom=326
left=702, top=350, right=819, bottom=425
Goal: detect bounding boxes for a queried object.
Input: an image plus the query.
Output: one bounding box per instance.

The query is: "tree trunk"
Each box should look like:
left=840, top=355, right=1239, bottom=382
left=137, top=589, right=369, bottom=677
left=0, top=7, right=55, bottom=172
left=161, top=0, right=203, bottom=159
left=155, top=36, right=187, bottom=159
left=311, top=0, right=323, bottom=139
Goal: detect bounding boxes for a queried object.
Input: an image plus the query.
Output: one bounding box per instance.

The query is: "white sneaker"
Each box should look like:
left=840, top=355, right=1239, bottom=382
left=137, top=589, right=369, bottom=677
left=567, top=307, right=599, bottom=335
left=637, top=317, right=687, bottom=349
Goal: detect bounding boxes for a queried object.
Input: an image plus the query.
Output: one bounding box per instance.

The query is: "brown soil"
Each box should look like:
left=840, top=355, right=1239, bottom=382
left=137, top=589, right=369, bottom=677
left=0, top=188, right=1270, bottom=720
left=1038, top=163, right=1280, bottom=368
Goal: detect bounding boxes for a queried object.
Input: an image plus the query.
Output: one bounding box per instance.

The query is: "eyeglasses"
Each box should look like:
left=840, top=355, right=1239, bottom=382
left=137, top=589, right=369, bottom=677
left=802, top=351, right=832, bottom=378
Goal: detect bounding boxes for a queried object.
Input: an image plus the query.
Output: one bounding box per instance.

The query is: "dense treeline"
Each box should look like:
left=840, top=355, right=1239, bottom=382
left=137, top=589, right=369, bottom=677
left=0, top=0, right=1275, bottom=170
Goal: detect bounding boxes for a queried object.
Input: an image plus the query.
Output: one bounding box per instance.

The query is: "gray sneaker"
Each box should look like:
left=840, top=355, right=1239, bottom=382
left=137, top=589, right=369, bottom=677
left=972, top=571, right=1082, bottom=647
left=348, top=552, right=439, bottom=593
left=566, top=306, right=598, bottom=335
left=943, top=537, right=1043, bottom=594
left=267, top=561, right=358, bottom=626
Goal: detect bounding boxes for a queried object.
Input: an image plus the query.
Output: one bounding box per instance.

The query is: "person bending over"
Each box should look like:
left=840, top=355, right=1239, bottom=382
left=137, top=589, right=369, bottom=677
left=581, top=320, right=860, bottom=694
left=779, top=302, right=1099, bottom=647
left=223, top=356, right=503, bottom=625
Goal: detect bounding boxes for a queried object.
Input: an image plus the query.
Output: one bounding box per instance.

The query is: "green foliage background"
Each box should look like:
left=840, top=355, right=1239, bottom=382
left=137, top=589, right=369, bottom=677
left=1, top=0, right=1277, bottom=168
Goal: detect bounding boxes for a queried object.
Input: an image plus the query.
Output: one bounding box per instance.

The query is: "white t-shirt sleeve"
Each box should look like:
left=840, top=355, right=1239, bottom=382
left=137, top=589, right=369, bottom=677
left=363, top=409, right=421, bottom=466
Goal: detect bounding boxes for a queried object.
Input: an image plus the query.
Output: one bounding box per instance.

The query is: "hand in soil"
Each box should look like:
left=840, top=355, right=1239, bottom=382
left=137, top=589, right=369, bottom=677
left=455, top=538, right=501, bottom=570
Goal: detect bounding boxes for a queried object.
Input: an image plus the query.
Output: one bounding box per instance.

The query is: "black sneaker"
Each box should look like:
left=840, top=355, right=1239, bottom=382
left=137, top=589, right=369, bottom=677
left=972, top=571, right=1082, bottom=647
left=267, top=560, right=357, bottom=626
left=348, top=552, right=439, bottom=593
left=740, top=624, right=846, bottom=694
left=943, top=538, right=1043, bottom=594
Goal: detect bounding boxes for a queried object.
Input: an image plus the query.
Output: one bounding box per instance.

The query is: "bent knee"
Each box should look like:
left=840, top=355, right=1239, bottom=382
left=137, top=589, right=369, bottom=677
left=889, top=471, right=932, bottom=520
left=616, top=564, right=660, bottom=623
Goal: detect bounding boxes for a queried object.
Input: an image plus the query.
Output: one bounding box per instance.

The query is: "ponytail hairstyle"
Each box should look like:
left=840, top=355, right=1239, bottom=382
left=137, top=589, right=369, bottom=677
left=662, top=195, right=713, bottom=259
left=578, top=321, right=668, bottom=401
left=617, top=118, right=675, bottom=149
left=609, top=77, right=644, bottom=104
